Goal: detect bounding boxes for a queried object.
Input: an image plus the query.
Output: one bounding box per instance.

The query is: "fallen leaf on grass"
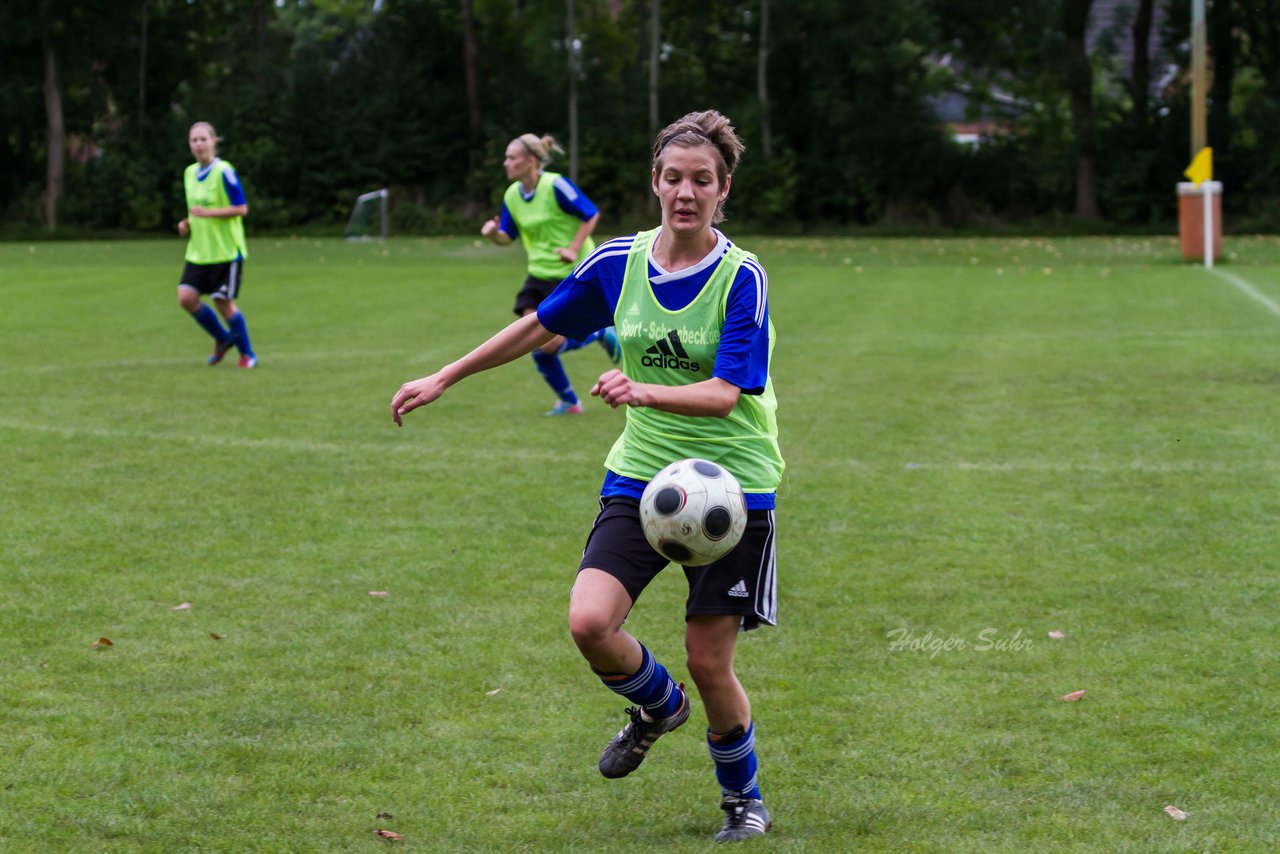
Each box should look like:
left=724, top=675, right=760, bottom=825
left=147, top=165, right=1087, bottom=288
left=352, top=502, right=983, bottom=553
left=92, top=637, right=113, bottom=649
left=485, top=689, right=501, bottom=696
left=209, top=633, right=224, bottom=640
left=1059, top=690, right=1086, bottom=702
left=173, top=602, right=193, bottom=611
left=1163, top=805, right=1189, bottom=821
left=374, top=829, right=404, bottom=841
left=1047, top=630, right=1065, bottom=640
left=376, top=812, right=394, bottom=820
left=368, top=591, right=389, bottom=597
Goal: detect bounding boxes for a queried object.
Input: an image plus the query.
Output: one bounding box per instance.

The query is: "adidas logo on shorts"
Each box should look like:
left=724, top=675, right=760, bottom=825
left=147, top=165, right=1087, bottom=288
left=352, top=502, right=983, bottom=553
left=727, top=580, right=749, bottom=598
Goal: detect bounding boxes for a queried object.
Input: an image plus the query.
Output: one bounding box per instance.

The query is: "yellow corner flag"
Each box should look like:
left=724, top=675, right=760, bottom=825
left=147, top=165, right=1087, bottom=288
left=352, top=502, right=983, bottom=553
left=1184, top=147, right=1213, bottom=184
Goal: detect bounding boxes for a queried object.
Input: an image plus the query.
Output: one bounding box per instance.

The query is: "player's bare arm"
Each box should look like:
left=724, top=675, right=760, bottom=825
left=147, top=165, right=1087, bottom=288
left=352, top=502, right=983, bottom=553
left=480, top=215, right=512, bottom=246
left=392, top=312, right=556, bottom=425
left=190, top=204, right=249, bottom=219
left=557, top=212, right=600, bottom=263
left=591, top=370, right=740, bottom=418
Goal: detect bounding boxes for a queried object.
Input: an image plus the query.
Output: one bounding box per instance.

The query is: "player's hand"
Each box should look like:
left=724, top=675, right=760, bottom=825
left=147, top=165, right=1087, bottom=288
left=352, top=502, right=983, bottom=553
left=177, top=219, right=190, bottom=237
left=591, top=369, right=647, bottom=409
left=480, top=216, right=499, bottom=238
left=556, top=247, right=577, bottom=264
left=190, top=205, right=209, bottom=217
left=391, top=374, right=446, bottom=426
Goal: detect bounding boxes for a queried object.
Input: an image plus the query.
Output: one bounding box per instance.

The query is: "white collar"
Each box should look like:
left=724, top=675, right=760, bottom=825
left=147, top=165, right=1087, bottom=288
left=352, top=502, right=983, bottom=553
left=648, top=228, right=728, bottom=283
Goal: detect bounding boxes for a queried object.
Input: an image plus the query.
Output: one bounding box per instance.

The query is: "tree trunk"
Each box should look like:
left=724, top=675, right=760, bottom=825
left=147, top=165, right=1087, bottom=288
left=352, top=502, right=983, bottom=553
left=460, top=0, right=482, bottom=171
left=1130, top=0, right=1152, bottom=117
left=757, top=0, right=771, bottom=158
left=1063, top=0, right=1100, bottom=220
left=647, top=0, right=659, bottom=211
left=648, top=0, right=660, bottom=142
left=567, top=0, right=579, bottom=183
left=1208, top=0, right=1237, bottom=163
left=138, top=0, right=149, bottom=136
left=39, top=1, right=64, bottom=232
left=251, top=0, right=270, bottom=85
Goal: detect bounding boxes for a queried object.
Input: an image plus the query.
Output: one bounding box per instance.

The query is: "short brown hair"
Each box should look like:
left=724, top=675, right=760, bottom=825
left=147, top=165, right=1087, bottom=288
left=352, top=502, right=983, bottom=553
left=651, top=110, right=744, bottom=224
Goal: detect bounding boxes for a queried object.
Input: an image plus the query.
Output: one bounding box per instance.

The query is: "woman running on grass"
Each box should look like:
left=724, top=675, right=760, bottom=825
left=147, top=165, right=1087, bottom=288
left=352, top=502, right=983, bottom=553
left=480, top=132, right=618, bottom=414
left=176, top=121, right=258, bottom=369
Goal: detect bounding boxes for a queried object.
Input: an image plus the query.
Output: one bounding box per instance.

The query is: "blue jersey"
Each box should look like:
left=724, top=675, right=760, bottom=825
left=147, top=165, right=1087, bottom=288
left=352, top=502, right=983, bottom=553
left=537, top=228, right=776, bottom=509
left=498, top=174, right=598, bottom=240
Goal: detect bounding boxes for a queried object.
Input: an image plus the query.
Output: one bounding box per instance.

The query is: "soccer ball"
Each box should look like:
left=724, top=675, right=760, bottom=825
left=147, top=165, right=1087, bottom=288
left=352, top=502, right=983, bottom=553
left=639, top=458, right=748, bottom=566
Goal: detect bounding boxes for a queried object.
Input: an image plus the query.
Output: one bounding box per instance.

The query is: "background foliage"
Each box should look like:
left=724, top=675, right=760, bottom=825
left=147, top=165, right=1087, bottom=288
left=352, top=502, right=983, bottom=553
left=2, top=0, right=1278, bottom=234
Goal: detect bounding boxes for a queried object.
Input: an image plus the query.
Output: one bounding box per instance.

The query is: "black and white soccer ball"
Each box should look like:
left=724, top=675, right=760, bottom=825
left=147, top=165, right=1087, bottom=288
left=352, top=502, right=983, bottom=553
left=639, top=459, right=748, bottom=566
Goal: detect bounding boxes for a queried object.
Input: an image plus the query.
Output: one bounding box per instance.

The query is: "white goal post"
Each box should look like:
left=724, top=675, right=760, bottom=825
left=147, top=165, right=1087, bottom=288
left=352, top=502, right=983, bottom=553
left=344, top=188, right=389, bottom=241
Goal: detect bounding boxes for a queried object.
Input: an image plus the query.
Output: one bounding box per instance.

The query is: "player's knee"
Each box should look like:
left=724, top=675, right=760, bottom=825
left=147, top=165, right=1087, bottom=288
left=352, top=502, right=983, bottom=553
left=685, top=646, right=733, bottom=687
left=177, top=288, right=200, bottom=311
left=567, top=607, right=619, bottom=652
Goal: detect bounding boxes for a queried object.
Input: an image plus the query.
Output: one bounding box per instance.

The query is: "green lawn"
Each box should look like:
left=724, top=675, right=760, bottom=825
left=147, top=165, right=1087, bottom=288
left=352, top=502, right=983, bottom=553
left=2, top=235, right=1279, bottom=852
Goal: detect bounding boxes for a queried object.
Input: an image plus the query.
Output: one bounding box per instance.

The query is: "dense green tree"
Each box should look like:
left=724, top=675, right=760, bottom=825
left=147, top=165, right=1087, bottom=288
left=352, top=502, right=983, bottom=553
left=1, top=0, right=1276, bottom=233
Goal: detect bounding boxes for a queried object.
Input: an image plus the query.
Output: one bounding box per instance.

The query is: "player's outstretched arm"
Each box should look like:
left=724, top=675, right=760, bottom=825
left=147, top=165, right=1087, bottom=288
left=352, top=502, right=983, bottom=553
left=391, top=312, right=555, bottom=426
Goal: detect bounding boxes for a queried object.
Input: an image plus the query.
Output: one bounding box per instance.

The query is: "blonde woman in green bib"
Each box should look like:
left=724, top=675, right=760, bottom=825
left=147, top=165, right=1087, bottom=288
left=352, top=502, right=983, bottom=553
left=176, top=121, right=258, bottom=368
left=392, top=111, right=780, bottom=842
left=480, top=132, right=618, bottom=414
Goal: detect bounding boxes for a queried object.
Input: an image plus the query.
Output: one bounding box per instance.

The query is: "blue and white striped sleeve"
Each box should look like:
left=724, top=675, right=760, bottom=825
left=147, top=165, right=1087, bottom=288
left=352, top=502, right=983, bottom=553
left=222, top=168, right=247, bottom=206
left=713, top=258, right=770, bottom=395
left=537, top=236, right=632, bottom=339
left=552, top=176, right=599, bottom=221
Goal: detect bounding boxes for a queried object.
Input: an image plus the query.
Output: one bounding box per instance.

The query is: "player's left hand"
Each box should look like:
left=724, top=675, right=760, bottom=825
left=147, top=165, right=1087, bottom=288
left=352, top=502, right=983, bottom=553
left=391, top=374, right=447, bottom=426
left=591, top=369, right=647, bottom=408
left=556, top=247, right=577, bottom=264
left=190, top=205, right=209, bottom=217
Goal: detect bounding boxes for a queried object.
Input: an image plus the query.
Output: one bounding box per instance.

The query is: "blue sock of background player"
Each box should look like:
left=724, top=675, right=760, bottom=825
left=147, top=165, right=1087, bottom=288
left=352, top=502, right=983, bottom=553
left=225, top=310, right=255, bottom=359
left=531, top=349, right=578, bottom=405
left=191, top=303, right=232, bottom=346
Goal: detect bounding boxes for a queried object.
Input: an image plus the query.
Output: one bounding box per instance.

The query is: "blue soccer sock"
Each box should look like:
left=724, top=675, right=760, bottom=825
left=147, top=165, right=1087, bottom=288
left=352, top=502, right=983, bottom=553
left=593, top=644, right=682, bottom=719
left=531, top=349, right=578, bottom=404
left=192, top=304, right=232, bottom=344
left=225, top=311, right=255, bottom=357
left=557, top=330, right=602, bottom=354
left=708, top=722, right=762, bottom=800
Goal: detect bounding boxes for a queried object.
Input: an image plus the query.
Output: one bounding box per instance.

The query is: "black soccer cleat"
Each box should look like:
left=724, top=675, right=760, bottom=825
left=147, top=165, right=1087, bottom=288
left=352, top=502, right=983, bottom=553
left=598, top=683, right=690, bottom=779
left=715, top=796, right=771, bottom=843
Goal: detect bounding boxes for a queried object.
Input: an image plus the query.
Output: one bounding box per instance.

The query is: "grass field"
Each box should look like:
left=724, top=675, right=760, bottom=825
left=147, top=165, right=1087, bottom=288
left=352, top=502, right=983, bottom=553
left=2, top=234, right=1279, bottom=853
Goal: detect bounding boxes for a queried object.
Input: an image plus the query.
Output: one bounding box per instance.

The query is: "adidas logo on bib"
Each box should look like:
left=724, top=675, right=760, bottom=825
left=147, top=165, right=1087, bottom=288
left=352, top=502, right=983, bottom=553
left=642, top=330, right=700, bottom=372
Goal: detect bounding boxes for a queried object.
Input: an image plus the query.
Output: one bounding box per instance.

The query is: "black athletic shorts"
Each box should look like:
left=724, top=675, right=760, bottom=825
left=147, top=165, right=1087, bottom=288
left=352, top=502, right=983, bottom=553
left=578, top=496, right=778, bottom=630
left=513, top=274, right=561, bottom=316
left=180, top=259, right=244, bottom=300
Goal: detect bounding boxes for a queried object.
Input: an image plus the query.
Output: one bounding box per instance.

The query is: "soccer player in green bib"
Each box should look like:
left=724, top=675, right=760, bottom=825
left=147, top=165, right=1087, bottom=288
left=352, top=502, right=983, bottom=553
left=392, top=110, right=781, bottom=843
left=176, top=121, right=258, bottom=368
left=480, top=133, right=619, bottom=414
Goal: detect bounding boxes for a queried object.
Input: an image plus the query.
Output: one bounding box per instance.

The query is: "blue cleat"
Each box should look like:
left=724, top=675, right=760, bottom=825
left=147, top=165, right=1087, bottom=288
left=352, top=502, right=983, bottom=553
left=545, top=400, right=583, bottom=416
left=599, top=326, right=622, bottom=364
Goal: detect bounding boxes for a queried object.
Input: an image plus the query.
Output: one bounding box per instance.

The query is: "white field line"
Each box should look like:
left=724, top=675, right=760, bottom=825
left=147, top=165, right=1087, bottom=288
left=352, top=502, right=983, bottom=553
left=1210, top=268, right=1280, bottom=321
left=0, top=417, right=587, bottom=465
left=2, top=418, right=1270, bottom=474
left=0, top=347, right=444, bottom=376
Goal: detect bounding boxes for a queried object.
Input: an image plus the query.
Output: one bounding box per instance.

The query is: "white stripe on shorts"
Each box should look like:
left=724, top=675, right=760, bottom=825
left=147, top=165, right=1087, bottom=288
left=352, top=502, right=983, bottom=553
left=753, top=510, right=777, bottom=627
